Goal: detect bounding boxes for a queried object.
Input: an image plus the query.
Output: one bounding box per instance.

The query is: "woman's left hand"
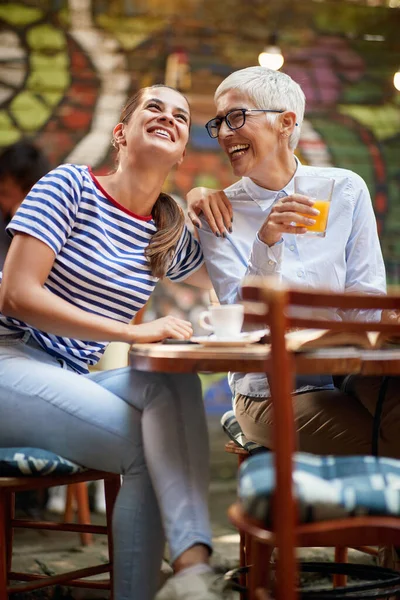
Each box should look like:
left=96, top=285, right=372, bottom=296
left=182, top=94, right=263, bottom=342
left=128, top=315, right=193, bottom=344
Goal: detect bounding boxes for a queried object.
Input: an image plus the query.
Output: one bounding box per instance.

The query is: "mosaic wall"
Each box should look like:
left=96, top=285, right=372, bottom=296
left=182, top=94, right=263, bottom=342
left=0, top=0, right=399, bottom=307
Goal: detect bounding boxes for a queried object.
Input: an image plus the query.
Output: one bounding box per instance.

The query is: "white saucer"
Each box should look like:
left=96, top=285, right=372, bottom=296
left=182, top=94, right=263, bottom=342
left=191, top=330, right=267, bottom=347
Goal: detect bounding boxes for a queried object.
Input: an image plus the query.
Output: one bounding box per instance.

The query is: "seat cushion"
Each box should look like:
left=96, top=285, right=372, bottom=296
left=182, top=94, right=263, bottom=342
left=221, top=410, right=265, bottom=454
left=0, top=447, right=85, bottom=477
left=239, top=452, right=400, bottom=524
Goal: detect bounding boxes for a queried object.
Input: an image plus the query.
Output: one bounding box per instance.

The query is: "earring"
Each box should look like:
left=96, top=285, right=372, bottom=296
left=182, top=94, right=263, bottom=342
left=281, top=132, right=289, bottom=138
left=111, top=138, right=118, bottom=149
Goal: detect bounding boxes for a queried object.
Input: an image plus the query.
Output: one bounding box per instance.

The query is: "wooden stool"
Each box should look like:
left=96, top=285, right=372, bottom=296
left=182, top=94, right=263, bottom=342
left=0, top=470, right=120, bottom=598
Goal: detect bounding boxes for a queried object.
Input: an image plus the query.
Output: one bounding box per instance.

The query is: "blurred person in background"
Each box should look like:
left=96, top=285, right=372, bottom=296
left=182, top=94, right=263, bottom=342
left=0, top=140, right=51, bottom=269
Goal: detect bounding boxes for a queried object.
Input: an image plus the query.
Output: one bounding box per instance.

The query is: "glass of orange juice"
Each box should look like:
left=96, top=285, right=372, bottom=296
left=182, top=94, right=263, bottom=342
left=294, top=176, right=335, bottom=238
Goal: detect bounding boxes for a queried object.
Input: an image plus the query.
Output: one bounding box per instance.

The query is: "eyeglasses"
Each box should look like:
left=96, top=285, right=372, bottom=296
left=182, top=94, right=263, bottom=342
left=205, top=108, right=284, bottom=139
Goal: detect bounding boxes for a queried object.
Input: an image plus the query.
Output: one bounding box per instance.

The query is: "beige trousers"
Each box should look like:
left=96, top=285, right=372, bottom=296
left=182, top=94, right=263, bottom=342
left=235, top=376, right=400, bottom=458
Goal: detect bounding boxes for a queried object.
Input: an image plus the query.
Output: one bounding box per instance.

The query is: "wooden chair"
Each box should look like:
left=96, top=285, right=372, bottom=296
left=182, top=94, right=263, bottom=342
left=0, top=468, right=120, bottom=598
left=224, top=432, right=377, bottom=590
left=228, top=276, right=400, bottom=600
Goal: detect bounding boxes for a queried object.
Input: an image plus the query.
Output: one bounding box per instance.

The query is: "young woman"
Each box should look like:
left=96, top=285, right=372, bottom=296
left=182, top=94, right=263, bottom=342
left=0, top=86, right=233, bottom=600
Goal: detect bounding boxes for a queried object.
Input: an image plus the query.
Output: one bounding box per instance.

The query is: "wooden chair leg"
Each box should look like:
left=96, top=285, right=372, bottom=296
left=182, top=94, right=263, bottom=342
left=5, top=492, right=14, bottom=574
left=238, top=454, right=249, bottom=600
left=74, top=483, right=92, bottom=546
left=105, top=475, right=121, bottom=600
left=333, top=546, right=348, bottom=588
left=239, top=530, right=247, bottom=600
left=0, top=492, right=9, bottom=596
left=65, top=484, right=74, bottom=523
left=248, top=538, right=273, bottom=600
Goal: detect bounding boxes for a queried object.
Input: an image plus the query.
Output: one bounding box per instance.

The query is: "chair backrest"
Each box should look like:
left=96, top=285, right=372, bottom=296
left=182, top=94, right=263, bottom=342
left=242, top=275, right=400, bottom=333
left=240, top=275, right=400, bottom=569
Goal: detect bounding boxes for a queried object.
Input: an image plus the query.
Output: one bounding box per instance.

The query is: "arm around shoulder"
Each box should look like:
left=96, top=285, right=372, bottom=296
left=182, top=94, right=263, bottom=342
left=186, top=187, right=233, bottom=236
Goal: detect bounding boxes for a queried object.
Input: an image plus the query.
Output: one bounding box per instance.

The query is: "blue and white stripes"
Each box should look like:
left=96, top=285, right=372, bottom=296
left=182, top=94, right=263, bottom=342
left=0, top=164, right=203, bottom=373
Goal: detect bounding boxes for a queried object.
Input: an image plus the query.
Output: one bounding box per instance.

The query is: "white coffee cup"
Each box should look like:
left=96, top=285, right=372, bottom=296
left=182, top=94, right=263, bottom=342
left=198, top=304, right=244, bottom=339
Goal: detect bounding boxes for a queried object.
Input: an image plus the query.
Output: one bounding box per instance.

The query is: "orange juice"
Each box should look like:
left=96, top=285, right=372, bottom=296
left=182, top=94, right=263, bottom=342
left=298, top=200, right=330, bottom=233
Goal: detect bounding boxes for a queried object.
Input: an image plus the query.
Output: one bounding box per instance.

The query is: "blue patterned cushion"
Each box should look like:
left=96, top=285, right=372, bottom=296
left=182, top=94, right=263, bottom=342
left=0, top=448, right=85, bottom=476
left=239, top=452, right=400, bottom=524
left=221, top=410, right=265, bottom=454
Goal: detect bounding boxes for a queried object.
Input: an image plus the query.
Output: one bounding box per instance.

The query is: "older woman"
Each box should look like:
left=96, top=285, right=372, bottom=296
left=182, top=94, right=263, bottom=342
left=0, top=85, right=233, bottom=600
left=187, top=66, right=400, bottom=460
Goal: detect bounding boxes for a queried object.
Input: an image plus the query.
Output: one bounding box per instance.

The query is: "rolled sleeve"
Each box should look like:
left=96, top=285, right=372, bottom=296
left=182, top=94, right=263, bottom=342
left=248, top=235, right=284, bottom=276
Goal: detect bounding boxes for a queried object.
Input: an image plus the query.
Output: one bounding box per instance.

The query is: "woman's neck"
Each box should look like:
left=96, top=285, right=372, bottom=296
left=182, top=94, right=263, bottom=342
left=250, top=150, right=297, bottom=191
left=96, top=161, right=169, bottom=217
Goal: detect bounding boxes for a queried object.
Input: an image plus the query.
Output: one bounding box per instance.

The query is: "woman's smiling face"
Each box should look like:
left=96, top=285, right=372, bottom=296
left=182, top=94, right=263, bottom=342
left=119, top=86, right=191, bottom=167
left=215, top=89, right=282, bottom=181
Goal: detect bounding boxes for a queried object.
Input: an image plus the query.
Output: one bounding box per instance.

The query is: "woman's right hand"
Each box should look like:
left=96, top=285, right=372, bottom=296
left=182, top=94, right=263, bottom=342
left=129, top=316, right=193, bottom=344
left=186, top=187, right=233, bottom=237
left=258, top=193, right=319, bottom=246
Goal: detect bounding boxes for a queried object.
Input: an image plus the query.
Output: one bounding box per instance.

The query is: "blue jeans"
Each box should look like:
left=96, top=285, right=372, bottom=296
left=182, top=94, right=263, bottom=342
left=0, top=334, right=211, bottom=600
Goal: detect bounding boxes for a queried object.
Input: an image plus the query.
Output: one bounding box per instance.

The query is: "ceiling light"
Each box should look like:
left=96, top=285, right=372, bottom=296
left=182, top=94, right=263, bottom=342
left=363, top=34, right=385, bottom=41
left=394, top=68, right=400, bottom=91
left=258, top=33, right=284, bottom=71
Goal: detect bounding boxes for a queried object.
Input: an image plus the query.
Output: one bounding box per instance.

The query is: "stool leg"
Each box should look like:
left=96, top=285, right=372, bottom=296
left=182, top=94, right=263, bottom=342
left=5, top=492, right=14, bottom=574
left=0, top=491, right=9, bottom=596
left=248, top=538, right=273, bottom=600
left=105, top=476, right=121, bottom=600
left=239, top=530, right=246, bottom=600
left=333, top=546, right=348, bottom=587
left=74, top=483, right=92, bottom=546
left=238, top=454, right=248, bottom=599
left=64, top=484, right=75, bottom=523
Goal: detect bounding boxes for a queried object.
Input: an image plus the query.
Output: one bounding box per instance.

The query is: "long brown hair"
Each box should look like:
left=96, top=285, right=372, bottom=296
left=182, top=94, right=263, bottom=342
left=117, top=85, right=189, bottom=278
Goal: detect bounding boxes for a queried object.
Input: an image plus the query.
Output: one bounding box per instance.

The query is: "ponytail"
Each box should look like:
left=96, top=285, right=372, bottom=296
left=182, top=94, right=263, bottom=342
left=146, top=193, right=185, bottom=278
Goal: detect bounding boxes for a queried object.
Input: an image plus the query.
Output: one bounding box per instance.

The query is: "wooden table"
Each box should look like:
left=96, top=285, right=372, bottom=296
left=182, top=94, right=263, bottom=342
left=129, top=342, right=400, bottom=376
left=129, top=343, right=361, bottom=374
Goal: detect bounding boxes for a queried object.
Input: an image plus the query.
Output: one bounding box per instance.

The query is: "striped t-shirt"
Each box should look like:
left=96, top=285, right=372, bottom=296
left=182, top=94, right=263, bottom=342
left=0, top=164, right=204, bottom=373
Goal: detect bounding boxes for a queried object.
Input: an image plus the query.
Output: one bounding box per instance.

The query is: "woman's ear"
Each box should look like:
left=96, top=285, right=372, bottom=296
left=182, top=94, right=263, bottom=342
left=176, top=148, right=186, bottom=167
left=112, top=122, right=126, bottom=147
left=280, top=111, right=297, bottom=137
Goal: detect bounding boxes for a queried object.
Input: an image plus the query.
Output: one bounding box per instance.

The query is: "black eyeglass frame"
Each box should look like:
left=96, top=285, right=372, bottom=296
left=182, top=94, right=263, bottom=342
left=205, top=108, right=285, bottom=138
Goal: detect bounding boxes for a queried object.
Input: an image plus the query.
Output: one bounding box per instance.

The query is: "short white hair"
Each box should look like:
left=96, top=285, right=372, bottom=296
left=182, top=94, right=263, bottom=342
left=215, top=66, right=305, bottom=150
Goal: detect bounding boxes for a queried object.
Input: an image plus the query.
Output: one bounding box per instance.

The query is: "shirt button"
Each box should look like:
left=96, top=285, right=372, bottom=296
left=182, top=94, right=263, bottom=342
left=289, top=245, right=295, bottom=252
left=297, top=270, right=304, bottom=278
left=268, top=260, right=274, bottom=266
